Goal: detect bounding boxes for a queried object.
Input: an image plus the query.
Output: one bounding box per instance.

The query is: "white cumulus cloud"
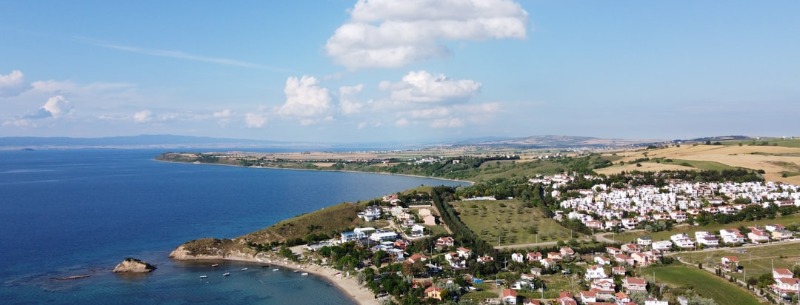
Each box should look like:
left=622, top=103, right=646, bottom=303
left=278, top=76, right=331, bottom=124
left=339, top=84, right=365, bottom=115
left=0, top=70, right=31, bottom=97
left=385, top=70, right=481, bottom=104
left=133, top=110, right=153, bottom=123
left=245, top=112, right=267, bottom=128
left=41, top=96, right=71, bottom=118
left=24, top=95, right=73, bottom=119
left=326, top=0, right=528, bottom=69
left=213, top=109, right=233, bottom=126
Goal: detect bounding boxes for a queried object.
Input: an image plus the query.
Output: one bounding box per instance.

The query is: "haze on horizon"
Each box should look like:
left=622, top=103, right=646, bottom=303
left=1, top=1, right=798, bottom=143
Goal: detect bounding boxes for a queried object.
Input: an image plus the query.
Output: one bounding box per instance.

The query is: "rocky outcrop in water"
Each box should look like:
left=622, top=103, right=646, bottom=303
left=112, top=258, right=156, bottom=273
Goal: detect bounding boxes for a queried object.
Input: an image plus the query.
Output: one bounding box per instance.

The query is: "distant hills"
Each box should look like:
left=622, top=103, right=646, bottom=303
left=0, top=134, right=763, bottom=150
left=451, top=135, right=660, bottom=149
left=0, top=135, right=296, bottom=150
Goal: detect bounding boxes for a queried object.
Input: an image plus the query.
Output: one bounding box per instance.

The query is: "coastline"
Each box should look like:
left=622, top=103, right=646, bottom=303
left=159, top=155, right=467, bottom=305
left=170, top=248, right=379, bottom=305
left=156, top=157, right=475, bottom=186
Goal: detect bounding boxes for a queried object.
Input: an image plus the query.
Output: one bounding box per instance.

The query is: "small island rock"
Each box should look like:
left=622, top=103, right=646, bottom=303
left=113, top=258, right=156, bottom=273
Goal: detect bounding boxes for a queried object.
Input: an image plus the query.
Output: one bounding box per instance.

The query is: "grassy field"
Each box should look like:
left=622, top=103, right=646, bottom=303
left=721, top=138, right=800, bottom=148
left=451, top=199, right=576, bottom=246
left=666, top=159, right=736, bottom=171
left=614, top=213, right=800, bottom=243
left=242, top=202, right=369, bottom=244
left=646, top=264, right=765, bottom=305
left=676, top=241, right=800, bottom=281
left=471, top=159, right=574, bottom=181
left=600, top=144, right=800, bottom=184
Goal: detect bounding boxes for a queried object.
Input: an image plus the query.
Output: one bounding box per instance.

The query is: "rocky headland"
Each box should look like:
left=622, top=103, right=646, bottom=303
left=112, top=258, right=157, bottom=273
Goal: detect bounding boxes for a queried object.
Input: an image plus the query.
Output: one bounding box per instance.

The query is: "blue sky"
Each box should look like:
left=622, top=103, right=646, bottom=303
left=1, top=0, right=798, bottom=143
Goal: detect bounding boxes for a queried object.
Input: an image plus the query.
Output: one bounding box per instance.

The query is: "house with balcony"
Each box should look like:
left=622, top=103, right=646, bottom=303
left=670, top=233, right=695, bottom=249
left=623, top=277, right=647, bottom=293
left=747, top=228, right=770, bottom=243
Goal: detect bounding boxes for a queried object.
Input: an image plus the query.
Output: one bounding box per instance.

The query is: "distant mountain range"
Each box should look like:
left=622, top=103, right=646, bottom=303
left=0, top=134, right=758, bottom=150
left=450, top=135, right=661, bottom=149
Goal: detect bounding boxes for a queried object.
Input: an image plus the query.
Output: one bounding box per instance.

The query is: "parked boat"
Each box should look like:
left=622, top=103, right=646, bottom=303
left=223, top=272, right=230, bottom=276
left=241, top=267, right=248, bottom=271
left=199, top=275, right=208, bottom=279
left=211, top=264, right=219, bottom=267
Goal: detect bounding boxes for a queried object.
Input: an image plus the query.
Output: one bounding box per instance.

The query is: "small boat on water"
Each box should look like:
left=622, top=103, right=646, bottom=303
left=223, top=272, right=230, bottom=276
left=241, top=267, right=248, bottom=271
left=211, top=264, right=219, bottom=267
left=301, top=272, right=309, bottom=276
left=272, top=268, right=279, bottom=272
left=200, top=275, right=208, bottom=279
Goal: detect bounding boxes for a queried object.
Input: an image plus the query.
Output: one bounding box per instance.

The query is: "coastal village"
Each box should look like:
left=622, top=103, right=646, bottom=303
left=287, top=173, right=800, bottom=305
left=162, top=142, right=800, bottom=305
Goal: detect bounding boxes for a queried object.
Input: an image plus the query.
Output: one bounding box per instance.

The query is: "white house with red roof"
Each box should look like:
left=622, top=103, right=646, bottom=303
left=621, top=243, right=640, bottom=253
left=720, top=228, right=745, bottom=244
left=606, top=247, right=622, bottom=255
left=773, top=278, right=800, bottom=295
left=579, top=290, right=597, bottom=303
left=435, top=236, right=454, bottom=247
left=502, top=288, right=518, bottom=304
left=622, top=277, right=647, bottom=293
left=527, top=252, right=543, bottom=261
left=591, top=278, right=616, bottom=296
left=457, top=247, right=472, bottom=258
left=747, top=227, right=770, bottom=243
left=773, top=268, right=794, bottom=279
left=721, top=256, right=739, bottom=271
left=558, top=291, right=578, bottom=305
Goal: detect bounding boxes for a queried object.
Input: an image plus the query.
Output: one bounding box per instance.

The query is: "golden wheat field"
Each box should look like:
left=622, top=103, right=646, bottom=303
left=600, top=144, right=800, bottom=184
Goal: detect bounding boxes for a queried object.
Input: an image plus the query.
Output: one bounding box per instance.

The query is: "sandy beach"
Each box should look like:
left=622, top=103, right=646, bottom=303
left=170, top=247, right=380, bottom=305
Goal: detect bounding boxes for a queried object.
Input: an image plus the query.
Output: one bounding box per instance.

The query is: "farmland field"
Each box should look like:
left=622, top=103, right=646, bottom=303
left=599, top=144, right=800, bottom=184
left=646, top=265, right=765, bottom=305
left=675, top=241, right=800, bottom=281
left=451, top=199, right=577, bottom=246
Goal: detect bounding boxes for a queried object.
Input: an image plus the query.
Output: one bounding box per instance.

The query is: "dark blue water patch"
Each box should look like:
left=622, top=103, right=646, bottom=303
left=0, top=149, right=466, bottom=304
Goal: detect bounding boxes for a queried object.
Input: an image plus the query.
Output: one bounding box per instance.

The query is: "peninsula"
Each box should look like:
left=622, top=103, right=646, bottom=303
left=167, top=137, right=800, bottom=305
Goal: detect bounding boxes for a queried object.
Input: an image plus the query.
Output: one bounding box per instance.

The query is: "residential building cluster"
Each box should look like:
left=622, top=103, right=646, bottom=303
left=557, top=180, right=800, bottom=233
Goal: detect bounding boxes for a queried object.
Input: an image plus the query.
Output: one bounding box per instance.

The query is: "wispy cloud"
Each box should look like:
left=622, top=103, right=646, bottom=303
left=82, top=38, right=292, bottom=72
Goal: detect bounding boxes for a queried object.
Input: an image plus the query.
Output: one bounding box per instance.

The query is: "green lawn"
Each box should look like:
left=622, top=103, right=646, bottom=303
left=615, top=213, right=800, bottom=243
left=452, top=199, right=576, bottom=246
left=646, top=265, right=764, bottom=305
left=676, top=241, right=800, bottom=281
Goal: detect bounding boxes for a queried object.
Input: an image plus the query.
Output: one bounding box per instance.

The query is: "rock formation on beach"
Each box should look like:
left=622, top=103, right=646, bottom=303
left=112, top=258, right=157, bottom=273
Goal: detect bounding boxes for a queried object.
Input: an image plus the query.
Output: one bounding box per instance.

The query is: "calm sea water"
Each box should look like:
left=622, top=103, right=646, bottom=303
left=0, top=149, right=466, bottom=304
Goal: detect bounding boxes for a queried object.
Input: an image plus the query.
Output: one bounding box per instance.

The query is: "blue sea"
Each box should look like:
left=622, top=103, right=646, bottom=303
left=0, top=149, right=466, bottom=304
